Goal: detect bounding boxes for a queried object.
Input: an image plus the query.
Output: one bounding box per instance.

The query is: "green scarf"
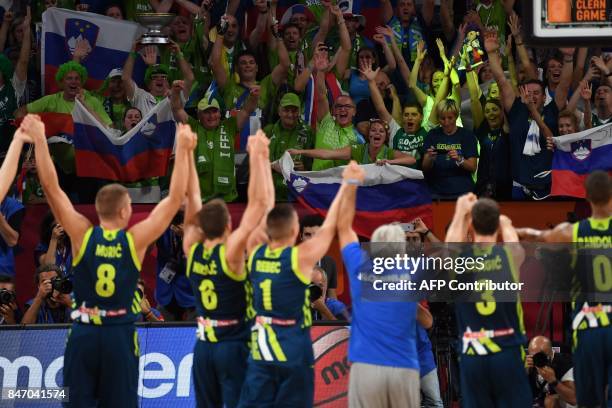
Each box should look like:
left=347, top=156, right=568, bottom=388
left=192, top=117, right=237, bottom=202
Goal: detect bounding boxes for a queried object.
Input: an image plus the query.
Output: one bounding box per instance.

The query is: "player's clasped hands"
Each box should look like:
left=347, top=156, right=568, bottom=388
left=342, top=160, right=365, bottom=184
left=246, top=129, right=269, bottom=158
left=176, top=123, right=197, bottom=151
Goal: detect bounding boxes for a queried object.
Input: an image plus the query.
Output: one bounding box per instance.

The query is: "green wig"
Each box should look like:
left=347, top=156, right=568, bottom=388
left=55, top=61, right=88, bottom=85
left=0, top=54, right=13, bottom=83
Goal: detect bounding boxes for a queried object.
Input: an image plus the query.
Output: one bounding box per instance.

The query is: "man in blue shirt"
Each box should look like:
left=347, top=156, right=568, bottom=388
left=0, top=196, right=24, bottom=276
left=155, top=211, right=195, bottom=321
left=22, top=264, right=72, bottom=324
left=337, top=166, right=427, bottom=407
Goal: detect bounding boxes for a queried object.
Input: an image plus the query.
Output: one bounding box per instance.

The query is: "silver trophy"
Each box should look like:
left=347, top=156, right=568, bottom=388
left=135, top=13, right=175, bottom=45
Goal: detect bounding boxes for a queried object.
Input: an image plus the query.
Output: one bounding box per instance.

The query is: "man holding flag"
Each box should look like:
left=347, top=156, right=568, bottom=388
left=15, top=61, right=112, bottom=202
left=171, top=80, right=259, bottom=203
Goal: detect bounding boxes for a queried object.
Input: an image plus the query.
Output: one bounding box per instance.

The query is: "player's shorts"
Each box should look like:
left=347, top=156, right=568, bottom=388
left=238, top=361, right=314, bottom=408
left=459, top=346, right=532, bottom=408
left=63, top=323, right=139, bottom=408
left=573, top=326, right=612, bottom=407
left=192, top=339, right=249, bottom=408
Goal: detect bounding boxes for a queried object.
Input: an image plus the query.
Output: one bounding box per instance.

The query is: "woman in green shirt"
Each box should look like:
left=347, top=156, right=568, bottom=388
left=289, top=119, right=415, bottom=166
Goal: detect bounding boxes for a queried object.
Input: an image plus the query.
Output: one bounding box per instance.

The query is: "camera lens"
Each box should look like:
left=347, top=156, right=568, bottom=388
left=51, top=277, right=73, bottom=294
left=532, top=351, right=549, bottom=368
left=308, top=284, right=322, bottom=303
left=0, top=289, right=16, bottom=305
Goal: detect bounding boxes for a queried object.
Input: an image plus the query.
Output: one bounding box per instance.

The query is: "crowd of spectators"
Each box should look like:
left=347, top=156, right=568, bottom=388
left=0, top=0, right=606, bottom=207
left=0, top=3, right=604, bottom=404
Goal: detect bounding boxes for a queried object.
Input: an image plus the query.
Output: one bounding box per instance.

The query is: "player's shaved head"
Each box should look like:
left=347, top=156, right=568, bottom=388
left=585, top=171, right=612, bottom=206
left=267, top=204, right=298, bottom=240
left=471, top=198, right=500, bottom=236
left=95, top=184, right=129, bottom=219
left=198, top=199, right=230, bottom=239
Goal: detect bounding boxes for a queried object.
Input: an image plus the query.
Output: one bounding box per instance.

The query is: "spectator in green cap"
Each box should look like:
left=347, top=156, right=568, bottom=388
left=122, top=42, right=194, bottom=116
left=171, top=80, right=259, bottom=202
left=266, top=92, right=314, bottom=201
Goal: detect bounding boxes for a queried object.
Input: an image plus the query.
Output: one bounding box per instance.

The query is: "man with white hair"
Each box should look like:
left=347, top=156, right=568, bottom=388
left=338, top=174, right=428, bottom=407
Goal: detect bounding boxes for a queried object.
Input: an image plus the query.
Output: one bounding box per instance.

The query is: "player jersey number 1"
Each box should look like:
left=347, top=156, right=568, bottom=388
left=95, top=264, right=116, bottom=297
left=476, top=279, right=496, bottom=316
left=259, top=279, right=272, bottom=311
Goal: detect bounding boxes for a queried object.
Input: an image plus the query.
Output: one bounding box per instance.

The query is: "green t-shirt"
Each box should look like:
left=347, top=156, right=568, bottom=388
left=268, top=49, right=304, bottom=90
left=188, top=116, right=238, bottom=202
left=161, top=20, right=211, bottom=90
left=222, top=75, right=277, bottom=114
left=92, top=92, right=130, bottom=131
left=264, top=121, right=314, bottom=200
left=27, top=92, right=112, bottom=174
left=350, top=143, right=394, bottom=164
left=125, top=0, right=154, bottom=21
left=389, top=119, right=426, bottom=169
left=313, top=112, right=360, bottom=170
left=476, top=0, right=507, bottom=46
left=27, top=92, right=112, bottom=125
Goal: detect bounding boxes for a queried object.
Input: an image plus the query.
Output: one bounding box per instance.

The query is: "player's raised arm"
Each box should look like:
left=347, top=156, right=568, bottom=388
left=246, top=134, right=276, bottom=254
left=182, top=138, right=203, bottom=255
left=516, top=223, right=573, bottom=243
left=130, top=123, right=196, bottom=262
left=298, top=161, right=364, bottom=280
left=337, top=162, right=363, bottom=249
left=499, top=215, right=526, bottom=270
left=25, top=114, right=91, bottom=253
left=445, top=193, right=477, bottom=243
left=0, top=126, right=30, bottom=204
left=225, top=131, right=270, bottom=274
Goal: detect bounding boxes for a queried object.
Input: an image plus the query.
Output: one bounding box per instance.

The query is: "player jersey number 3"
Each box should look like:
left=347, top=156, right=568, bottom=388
left=95, top=264, right=116, bottom=297
left=476, top=279, right=496, bottom=316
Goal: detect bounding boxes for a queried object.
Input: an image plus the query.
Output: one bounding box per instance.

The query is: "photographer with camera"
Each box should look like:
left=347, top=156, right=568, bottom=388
left=34, top=211, right=72, bottom=275
left=526, top=336, right=576, bottom=408
left=22, top=264, right=72, bottom=324
left=0, top=274, right=21, bottom=324
left=311, top=266, right=349, bottom=321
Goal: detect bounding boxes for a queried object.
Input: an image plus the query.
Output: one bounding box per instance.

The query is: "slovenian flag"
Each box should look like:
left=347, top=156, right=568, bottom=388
left=42, top=8, right=145, bottom=94
left=551, top=123, right=612, bottom=198
left=279, top=152, right=432, bottom=237
left=72, top=99, right=176, bottom=182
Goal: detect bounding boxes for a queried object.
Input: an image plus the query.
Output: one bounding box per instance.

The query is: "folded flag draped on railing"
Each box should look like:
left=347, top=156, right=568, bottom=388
left=72, top=99, right=176, bottom=182
left=551, top=123, right=612, bottom=198
left=279, top=153, right=433, bottom=238
left=42, top=8, right=145, bottom=94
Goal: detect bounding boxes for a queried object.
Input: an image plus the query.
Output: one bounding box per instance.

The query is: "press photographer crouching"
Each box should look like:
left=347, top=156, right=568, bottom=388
left=527, top=336, right=576, bottom=408
left=22, top=264, right=72, bottom=324
left=0, top=274, right=21, bottom=324
left=310, top=266, right=349, bottom=321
